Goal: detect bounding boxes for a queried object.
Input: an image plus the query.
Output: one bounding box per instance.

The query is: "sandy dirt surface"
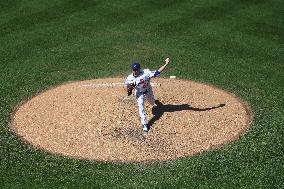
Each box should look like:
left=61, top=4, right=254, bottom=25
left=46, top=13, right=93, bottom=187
left=11, top=78, right=252, bottom=162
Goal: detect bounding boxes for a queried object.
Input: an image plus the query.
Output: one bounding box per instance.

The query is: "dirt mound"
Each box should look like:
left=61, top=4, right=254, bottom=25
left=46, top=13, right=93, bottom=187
left=11, top=78, right=252, bottom=162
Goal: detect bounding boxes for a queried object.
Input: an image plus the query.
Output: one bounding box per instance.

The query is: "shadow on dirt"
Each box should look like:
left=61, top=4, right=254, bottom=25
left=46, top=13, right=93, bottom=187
left=148, top=100, right=225, bottom=130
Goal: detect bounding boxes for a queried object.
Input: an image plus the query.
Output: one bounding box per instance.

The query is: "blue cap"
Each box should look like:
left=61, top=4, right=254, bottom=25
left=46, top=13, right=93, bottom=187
left=131, top=62, right=141, bottom=70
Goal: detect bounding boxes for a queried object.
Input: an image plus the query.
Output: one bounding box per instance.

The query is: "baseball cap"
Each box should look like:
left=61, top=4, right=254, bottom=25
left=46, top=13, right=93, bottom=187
left=131, top=62, right=141, bottom=70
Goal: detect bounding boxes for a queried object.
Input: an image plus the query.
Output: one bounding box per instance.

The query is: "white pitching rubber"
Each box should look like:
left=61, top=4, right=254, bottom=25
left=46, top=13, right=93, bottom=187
left=81, top=82, right=161, bottom=88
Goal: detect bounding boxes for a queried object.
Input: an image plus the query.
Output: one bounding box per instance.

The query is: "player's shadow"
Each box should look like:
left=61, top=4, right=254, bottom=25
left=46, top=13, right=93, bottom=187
left=148, top=100, right=225, bottom=130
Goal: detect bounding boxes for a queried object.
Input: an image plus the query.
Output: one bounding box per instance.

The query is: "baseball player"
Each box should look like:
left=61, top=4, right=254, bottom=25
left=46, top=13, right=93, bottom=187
left=125, top=58, right=171, bottom=133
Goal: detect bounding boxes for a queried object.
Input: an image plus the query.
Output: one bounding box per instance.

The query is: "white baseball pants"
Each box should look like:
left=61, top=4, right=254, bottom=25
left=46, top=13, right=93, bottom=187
left=136, top=88, right=155, bottom=125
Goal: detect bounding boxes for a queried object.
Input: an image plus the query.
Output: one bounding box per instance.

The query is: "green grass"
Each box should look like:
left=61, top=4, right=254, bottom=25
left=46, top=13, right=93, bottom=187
left=1, top=0, right=283, bottom=188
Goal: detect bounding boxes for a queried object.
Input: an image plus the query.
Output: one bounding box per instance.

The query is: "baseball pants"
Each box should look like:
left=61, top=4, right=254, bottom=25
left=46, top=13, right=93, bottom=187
left=136, top=88, right=155, bottom=125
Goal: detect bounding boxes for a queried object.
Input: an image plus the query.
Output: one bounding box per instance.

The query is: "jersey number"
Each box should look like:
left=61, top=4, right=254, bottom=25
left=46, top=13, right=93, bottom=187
left=139, top=79, right=148, bottom=88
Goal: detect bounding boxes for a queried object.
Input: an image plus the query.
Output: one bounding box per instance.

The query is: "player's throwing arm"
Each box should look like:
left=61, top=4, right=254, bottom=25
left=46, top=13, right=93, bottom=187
left=158, top=58, right=171, bottom=73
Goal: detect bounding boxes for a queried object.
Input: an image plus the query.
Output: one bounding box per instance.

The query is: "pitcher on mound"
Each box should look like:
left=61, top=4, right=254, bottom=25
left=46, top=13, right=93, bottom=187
left=125, top=58, right=171, bottom=133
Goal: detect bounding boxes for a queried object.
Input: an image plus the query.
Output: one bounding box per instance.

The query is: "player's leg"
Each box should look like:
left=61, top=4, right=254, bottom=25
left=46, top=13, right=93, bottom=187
left=146, top=88, right=155, bottom=106
left=136, top=93, right=148, bottom=126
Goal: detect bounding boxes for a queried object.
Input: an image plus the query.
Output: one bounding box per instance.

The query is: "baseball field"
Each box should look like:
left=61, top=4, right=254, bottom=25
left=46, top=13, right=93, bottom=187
left=1, top=0, right=283, bottom=188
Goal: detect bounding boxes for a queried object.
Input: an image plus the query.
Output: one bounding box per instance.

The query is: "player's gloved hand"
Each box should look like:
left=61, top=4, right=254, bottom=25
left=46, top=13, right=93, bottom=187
left=126, top=83, right=135, bottom=96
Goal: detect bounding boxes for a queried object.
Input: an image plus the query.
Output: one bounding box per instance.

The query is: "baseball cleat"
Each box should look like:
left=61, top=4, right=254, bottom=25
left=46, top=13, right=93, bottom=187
left=143, top=124, right=149, bottom=133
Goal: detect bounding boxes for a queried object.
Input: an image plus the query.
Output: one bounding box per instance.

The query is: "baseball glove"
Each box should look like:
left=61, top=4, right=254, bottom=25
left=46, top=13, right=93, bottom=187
left=126, top=83, right=135, bottom=96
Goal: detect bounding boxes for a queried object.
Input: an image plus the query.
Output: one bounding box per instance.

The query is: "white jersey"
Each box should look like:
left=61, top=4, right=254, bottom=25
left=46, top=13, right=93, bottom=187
left=125, top=69, right=160, bottom=93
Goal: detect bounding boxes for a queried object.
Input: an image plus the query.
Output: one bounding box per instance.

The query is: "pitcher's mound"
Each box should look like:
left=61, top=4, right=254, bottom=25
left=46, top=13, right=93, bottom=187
left=11, top=78, right=252, bottom=162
